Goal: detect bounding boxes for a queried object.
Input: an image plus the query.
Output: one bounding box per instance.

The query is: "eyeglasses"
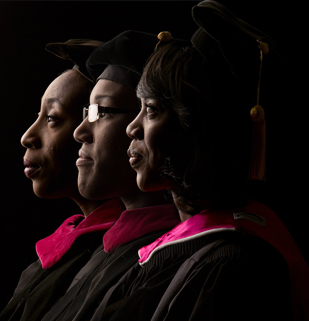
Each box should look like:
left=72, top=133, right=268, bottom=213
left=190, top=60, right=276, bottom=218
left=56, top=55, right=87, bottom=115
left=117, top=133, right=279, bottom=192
left=83, top=103, right=139, bottom=122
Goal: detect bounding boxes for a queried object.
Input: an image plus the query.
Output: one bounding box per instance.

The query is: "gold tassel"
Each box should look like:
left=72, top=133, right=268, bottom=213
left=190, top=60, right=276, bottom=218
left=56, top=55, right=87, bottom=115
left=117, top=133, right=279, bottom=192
left=248, top=40, right=269, bottom=181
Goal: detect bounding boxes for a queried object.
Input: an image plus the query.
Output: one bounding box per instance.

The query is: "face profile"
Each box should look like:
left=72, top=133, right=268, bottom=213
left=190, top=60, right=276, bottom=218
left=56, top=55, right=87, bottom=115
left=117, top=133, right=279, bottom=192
left=74, top=78, right=141, bottom=200
left=21, top=69, right=92, bottom=199
left=3, top=5, right=307, bottom=321
left=126, top=96, right=187, bottom=193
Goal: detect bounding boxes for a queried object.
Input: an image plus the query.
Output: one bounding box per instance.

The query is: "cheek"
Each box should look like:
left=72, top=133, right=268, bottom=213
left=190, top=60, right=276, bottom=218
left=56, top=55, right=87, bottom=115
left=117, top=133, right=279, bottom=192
left=45, top=133, right=79, bottom=167
left=146, top=126, right=178, bottom=169
left=142, top=122, right=188, bottom=190
left=94, top=121, right=132, bottom=162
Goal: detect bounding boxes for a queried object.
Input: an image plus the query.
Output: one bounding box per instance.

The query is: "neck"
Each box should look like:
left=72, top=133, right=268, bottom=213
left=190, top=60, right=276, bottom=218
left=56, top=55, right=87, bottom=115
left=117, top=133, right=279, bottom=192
left=121, top=189, right=170, bottom=211
left=57, top=181, right=106, bottom=217
left=170, top=189, right=198, bottom=222
left=72, top=194, right=107, bottom=217
left=178, top=210, right=194, bottom=222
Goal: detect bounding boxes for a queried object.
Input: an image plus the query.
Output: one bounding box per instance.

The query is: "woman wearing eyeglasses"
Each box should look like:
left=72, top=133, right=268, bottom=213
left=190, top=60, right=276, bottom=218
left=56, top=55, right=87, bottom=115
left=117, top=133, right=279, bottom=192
left=38, top=31, right=182, bottom=321
left=0, top=34, right=178, bottom=321
left=92, top=2, right=309, bottom=321
left=0, top=40, right=119, bottom=321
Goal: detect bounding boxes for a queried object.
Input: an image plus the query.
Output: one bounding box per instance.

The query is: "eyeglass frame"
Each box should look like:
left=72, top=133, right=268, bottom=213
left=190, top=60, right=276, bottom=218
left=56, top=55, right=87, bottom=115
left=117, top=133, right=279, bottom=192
left=83, top=103, right=139, bottom=122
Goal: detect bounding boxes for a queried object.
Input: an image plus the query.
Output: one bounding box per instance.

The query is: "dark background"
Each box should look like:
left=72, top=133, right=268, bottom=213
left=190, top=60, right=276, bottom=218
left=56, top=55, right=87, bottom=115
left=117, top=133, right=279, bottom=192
left=0, top=0, right=307, bottom=309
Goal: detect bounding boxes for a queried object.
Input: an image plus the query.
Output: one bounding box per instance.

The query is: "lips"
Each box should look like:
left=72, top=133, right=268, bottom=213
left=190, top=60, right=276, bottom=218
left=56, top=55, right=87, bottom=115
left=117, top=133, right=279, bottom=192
left=127, top=147, right=143, bottom=167
left=76, top=149, right=94, bottom=166
left=23, top=158, right=41, bottom=178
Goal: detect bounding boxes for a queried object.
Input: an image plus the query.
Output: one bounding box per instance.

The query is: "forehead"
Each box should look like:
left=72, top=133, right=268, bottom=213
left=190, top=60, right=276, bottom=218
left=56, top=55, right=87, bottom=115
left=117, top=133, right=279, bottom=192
left=90, top=79, right=138, bottom=109
left=42, top=69, right=90, bottom=110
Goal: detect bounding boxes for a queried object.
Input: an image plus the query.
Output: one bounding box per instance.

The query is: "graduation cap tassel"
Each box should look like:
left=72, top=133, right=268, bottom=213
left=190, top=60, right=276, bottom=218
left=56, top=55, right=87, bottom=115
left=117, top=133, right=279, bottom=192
left=248, top=40, right=269, bottom=181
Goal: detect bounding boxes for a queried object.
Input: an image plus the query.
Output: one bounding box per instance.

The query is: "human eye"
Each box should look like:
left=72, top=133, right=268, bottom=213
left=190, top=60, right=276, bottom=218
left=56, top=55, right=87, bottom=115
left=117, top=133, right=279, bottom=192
left=46, top=114, right=60, bottom=124
left=145, top=99, right=161, bottom=119
left=146, top=104, right=158, bottom=116
left=98, top=112, right=106, bottom=119
left=140, top=98, right=160, bottom=119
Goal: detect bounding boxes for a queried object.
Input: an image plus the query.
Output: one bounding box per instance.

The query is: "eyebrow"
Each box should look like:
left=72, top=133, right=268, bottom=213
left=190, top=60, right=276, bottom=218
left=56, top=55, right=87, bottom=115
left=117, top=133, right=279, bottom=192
left=41, top=98, right=64, bottom=113
left=92, top=95, right=120, bottom=108
left=45, top=98, right=63, bottom=107
left=93, top=94, right=114, bottom=102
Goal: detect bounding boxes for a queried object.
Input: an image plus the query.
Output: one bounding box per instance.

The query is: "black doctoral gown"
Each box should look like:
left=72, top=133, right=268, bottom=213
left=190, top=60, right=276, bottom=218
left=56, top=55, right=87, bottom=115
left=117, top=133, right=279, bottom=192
left=92, top=232, right=292, bottom=321
left=0, top=199, right=123, bottom=321
left=0, top=232, right=104, bottom=321
left=89, top=200, right=300, bottom=321
left=41, top=204, right=180, bottom=321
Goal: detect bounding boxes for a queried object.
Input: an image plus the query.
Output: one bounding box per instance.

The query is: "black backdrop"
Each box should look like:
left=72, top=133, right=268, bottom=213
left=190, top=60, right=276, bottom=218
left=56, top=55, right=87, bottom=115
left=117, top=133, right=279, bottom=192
left=0, top=0, right=307, bottom=309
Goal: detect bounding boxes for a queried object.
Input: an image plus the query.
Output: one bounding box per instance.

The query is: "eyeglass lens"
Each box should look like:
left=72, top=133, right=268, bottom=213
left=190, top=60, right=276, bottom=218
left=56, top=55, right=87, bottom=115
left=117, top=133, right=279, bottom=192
left=88, top=104, right=100, bottom=122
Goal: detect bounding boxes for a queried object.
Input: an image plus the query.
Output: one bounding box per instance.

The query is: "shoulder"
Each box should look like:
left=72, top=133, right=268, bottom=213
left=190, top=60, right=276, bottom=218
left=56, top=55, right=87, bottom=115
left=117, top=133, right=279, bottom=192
left=153, top=232, right=292, bottom=321
left=190, top=230, right=286, bottom=264
left=174, top=230, right=290, bottom=303
left=10, top=259, right=43, bottom=297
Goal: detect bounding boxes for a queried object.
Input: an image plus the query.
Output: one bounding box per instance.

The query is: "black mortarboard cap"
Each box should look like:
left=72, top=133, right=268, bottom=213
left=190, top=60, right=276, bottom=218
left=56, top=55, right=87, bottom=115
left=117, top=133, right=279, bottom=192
left=45, top=39, right=103, bottom=82
left=191, top=0, right=277, bottom=82
left=191, top=0, right=281, bottom=181
left=86, top=30, right=187, bottom=90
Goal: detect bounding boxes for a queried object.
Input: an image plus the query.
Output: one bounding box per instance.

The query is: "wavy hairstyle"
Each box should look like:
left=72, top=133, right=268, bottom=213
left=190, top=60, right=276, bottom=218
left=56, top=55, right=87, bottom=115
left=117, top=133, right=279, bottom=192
left=137, top=41, right=253, bottom=213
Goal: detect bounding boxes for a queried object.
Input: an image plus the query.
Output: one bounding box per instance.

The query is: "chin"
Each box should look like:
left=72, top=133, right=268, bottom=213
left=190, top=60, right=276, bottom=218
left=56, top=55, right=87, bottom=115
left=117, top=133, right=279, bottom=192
left=78, top=183, right=95, bottom=200
left=33, top=180, right=77, bottom=200
left=78, top=182, right=108, bottom=201
left=79, top=191, right=96, bottom=200
left=136, top=172, right=173, bottom=193
left=32, top=180, right=50, bottom=198
left=33, top=185, right=59, bottom=199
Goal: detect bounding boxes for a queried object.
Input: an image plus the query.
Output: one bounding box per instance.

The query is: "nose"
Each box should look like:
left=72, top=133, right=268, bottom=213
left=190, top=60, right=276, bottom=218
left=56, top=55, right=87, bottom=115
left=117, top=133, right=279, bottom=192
left=126, top=113, right=144, bottom=140
left=74, top=118, right=93, bottom=144
left=21, top=122, right=41, bottom=149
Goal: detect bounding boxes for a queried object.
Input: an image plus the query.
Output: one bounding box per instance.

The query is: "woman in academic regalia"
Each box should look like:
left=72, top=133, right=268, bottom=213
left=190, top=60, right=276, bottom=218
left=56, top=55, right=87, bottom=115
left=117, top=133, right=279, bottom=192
left=2, top=33, right=180, bottom=321
left=38, top=31, right=181, bottom=321
left=0, top=40, right=123, bottom=321
left=99, top=1, right=309, bottom=320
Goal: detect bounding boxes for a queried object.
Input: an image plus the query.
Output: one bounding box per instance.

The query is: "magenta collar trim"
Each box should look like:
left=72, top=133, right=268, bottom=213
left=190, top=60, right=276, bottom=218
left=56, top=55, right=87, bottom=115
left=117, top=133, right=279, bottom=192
left=36, top=198, right=124, bottom=269
left=138, top=201, right=302, bottom=264
left=138, top=200, right=309, bottom=321
left=103, top=204, right=180, bottom=253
